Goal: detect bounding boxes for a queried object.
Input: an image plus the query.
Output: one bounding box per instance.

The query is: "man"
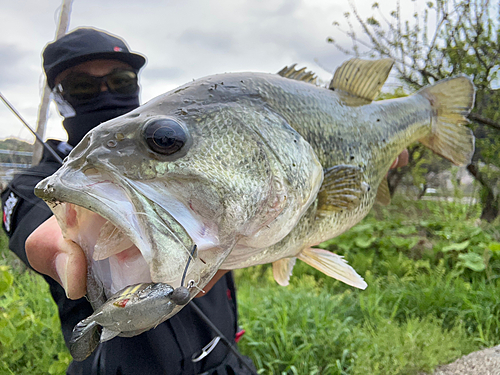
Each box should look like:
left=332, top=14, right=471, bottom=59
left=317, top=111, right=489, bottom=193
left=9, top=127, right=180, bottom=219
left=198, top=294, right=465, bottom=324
left=1, top=27, right=256, bottom=375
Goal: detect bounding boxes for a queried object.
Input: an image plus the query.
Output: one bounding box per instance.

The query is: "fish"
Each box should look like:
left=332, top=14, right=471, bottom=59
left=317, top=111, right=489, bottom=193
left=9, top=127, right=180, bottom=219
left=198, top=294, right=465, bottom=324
left=68, top=282, right=185, bottom=361
left=35, top=58, right=475, bottom=358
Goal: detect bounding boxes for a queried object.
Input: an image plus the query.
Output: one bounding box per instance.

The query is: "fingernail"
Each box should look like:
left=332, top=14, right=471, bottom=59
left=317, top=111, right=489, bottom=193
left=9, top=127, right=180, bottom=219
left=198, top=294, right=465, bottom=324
left=55, top=253, right=69, bottom=296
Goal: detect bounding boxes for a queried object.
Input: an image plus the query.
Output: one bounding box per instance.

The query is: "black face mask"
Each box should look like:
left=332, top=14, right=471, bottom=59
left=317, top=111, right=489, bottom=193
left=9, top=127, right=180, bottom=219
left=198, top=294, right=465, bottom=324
left=61, top=91, right=140, bottom=146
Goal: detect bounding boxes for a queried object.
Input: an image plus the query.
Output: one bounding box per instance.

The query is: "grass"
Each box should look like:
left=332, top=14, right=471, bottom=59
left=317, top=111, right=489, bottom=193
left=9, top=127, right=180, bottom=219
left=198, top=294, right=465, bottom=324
left=235, top=198, right=500, bottom=374
left=1, top=197, right=500, bottom=374
left=0, top=234, right=71, bottom=375
left=235, top=265, right=479, bottom=375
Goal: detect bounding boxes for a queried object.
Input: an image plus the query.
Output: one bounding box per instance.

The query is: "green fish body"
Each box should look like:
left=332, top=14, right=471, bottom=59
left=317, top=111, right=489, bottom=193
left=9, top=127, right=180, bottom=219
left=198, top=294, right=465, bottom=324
left=35, top=58, right=475, bottom=348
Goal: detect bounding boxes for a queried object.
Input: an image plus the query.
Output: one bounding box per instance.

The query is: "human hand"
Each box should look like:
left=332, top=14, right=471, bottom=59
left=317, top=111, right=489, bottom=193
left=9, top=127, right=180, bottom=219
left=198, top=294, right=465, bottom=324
left=195, top=270, right=229, bottom=298
left=26, top=216, right=228, bottom=300
left=25, top=216, right=87, bottom=299
left=390, top=149, right=409, bottom=169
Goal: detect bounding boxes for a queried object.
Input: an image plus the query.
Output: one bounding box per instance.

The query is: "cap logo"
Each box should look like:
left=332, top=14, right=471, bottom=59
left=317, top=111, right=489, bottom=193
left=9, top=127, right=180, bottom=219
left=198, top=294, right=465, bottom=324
left=113, top=46, right=122, bottom=52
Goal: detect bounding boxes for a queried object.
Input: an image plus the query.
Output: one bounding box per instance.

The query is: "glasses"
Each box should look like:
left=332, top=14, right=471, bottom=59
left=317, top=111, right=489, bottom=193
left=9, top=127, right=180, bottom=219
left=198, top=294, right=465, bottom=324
left=54, top=69, right=138, bottom=102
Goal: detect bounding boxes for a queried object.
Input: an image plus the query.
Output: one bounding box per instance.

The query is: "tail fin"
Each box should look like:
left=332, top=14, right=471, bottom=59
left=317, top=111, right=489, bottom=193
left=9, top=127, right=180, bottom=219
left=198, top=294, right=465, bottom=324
left=417, top=75, right=475, bottom=166
left=69, top=318, right=100, bottom=362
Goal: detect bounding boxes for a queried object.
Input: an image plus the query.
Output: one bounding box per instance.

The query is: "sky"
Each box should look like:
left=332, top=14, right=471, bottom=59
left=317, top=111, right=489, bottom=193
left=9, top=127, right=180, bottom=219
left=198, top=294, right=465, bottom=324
left=0, top=0, right=421, bottom=143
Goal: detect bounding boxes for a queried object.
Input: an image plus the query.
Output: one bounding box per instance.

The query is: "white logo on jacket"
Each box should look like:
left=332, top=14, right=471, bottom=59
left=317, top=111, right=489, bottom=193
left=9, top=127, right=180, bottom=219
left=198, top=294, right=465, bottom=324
left=3, top=192, right=19, bottom=233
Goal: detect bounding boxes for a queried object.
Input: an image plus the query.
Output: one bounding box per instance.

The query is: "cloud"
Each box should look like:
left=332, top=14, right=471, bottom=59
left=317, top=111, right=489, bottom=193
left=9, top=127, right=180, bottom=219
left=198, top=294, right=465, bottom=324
left=142, top=66, right=186, bottom=83
left=0, top=44, right=33, bottom=87
left=0, top=0, right=415, bottom=142
left=178, top=29, right=236, bottom=53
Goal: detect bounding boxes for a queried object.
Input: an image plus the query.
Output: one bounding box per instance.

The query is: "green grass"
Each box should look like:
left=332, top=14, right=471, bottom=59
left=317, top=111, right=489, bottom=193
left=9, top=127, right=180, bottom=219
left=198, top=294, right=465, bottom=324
left=236, top=265, right=481, bottom=374
left=235, top=198, right=500, bottom=374
left=0, top=235, right=71, bottom=375
left=1, top=198, right=500, bottom=374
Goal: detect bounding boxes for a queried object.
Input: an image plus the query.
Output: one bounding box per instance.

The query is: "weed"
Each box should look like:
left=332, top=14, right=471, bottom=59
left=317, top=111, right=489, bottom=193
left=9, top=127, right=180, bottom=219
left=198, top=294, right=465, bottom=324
left=1, top=198, right=500, bottom=374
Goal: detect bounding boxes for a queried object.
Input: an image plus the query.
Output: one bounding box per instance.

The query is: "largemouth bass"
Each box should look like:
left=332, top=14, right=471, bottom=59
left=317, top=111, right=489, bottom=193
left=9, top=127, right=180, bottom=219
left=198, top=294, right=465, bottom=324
left=35, top=58, right=475, bottom=358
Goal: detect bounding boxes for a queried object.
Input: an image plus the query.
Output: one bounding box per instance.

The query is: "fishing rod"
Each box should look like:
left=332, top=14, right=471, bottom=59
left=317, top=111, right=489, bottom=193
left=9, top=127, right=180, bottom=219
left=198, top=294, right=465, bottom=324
left=0, top=91, right=63, bottom=164
left=177, top=249, right=255, bottom=373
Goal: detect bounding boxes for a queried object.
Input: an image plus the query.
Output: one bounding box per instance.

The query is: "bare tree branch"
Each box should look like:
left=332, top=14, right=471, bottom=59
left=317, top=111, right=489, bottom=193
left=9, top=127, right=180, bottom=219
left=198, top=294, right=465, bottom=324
left=469, top=113, right=500, bottom=130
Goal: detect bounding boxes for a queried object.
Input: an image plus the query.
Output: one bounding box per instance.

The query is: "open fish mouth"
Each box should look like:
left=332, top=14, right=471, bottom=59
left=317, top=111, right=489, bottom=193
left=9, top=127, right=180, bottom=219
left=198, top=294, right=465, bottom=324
left=34, top=166, right=216, bottom=302
left=52, top=202, right=153, bottom=296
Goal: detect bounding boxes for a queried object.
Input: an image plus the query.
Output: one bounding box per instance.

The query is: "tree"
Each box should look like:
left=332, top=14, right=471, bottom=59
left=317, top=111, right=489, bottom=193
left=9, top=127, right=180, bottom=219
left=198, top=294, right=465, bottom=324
left=328, top=0, right=500, bottom=221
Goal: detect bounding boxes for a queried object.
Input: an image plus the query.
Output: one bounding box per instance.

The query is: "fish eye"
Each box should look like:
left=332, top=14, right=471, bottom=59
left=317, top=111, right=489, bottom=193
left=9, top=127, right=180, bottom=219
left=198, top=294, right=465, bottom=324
left=143, top=119, right=187, bottom=155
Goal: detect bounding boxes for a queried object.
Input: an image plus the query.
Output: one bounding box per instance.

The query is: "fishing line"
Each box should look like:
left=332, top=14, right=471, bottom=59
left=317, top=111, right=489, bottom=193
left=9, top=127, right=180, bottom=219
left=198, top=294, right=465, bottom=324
left=0, top=91, right=63, bottom=164
left=181, top=244, right=197, bottom=287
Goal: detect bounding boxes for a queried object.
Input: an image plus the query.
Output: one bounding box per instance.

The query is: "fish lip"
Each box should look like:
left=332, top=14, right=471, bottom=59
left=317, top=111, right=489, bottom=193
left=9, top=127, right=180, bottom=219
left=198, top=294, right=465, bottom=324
left=35, top=167, right=197, bottom=295
left=35, top=170, right=144, bottom=247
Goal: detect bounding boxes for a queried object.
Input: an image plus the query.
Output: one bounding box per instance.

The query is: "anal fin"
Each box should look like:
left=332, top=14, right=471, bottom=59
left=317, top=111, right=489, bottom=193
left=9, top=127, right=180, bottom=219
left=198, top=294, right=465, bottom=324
left=316, top=165, right=368, bottom=217
left=272, top=257, right=297, bottom=286
left=297, top=248, right=367, bottom=289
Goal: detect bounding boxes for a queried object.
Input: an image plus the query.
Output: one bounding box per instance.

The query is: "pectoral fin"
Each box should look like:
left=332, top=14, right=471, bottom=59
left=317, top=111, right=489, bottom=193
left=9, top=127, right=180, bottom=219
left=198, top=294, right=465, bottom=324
left=329, top=58, right=394, bottom=106
left=316, top=165, right=367, bottom=216
left=375, top=178, right=391, bottom=206
left=273, top=257, right=297, bottom=286
left=297, top=248, right=367, bottom=289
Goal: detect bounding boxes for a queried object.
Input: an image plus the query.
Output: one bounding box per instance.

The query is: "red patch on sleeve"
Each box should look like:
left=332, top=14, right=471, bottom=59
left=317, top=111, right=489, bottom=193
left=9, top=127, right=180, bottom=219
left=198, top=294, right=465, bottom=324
left=235, top=329, right=246, bottom=343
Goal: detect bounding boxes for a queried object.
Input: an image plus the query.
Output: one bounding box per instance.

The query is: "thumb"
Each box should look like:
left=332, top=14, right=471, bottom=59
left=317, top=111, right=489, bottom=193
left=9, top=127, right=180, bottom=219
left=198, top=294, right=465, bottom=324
left=26, top=216, right=87, bottom=299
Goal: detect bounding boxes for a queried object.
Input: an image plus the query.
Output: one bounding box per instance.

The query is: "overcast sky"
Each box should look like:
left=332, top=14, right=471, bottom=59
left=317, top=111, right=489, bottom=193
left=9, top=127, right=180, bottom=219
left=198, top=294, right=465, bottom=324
left=0, top=0, right=420, bottom=143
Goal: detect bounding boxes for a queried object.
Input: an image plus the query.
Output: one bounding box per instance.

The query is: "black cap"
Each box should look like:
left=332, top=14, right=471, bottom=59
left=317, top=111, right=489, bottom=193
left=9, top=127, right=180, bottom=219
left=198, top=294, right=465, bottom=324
left=43, top=27, right=146, bottom=88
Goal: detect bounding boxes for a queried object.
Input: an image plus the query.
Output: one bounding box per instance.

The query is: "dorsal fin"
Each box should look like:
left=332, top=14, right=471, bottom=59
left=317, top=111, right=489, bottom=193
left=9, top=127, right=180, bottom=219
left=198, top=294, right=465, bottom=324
left=329, top=58, right=394, bottom=106
left=277, top=64, right=317, bottom=84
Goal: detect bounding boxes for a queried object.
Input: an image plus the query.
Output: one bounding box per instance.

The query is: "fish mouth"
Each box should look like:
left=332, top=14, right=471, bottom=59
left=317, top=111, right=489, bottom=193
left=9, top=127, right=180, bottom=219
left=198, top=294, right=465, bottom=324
left=35, top=166, right=221, bottom=303
left=51, top=202, right=153, bottom=297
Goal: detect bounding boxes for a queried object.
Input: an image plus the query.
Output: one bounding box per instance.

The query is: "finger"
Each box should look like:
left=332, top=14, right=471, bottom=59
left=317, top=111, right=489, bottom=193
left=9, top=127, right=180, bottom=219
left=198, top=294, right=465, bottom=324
left=396, top=149, right=409, bottom=168
left=390, top=156, right=399, bottom=169
left=26, top=216, right=87, bottom=299
left=195, top=269, right=229, bottom=298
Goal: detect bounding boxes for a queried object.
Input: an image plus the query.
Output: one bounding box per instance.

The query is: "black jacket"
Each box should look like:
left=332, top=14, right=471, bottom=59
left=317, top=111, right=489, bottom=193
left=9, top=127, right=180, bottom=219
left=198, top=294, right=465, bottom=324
left=1, top=141, right=256, bottom=375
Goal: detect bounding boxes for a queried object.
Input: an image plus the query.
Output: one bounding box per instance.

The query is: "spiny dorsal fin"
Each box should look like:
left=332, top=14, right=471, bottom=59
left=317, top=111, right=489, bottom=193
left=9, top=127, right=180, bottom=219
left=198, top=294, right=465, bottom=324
left=375, top=178, right=391, bottom=206
left=273, top=257, right=297, bottom=286
left=277, top=64, right=317, bottom=84
left=329, top=58, right=394, bottom=106
left=316, top=165, right=368, bottom=217
left=297, top=247, right=367, bottom=289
